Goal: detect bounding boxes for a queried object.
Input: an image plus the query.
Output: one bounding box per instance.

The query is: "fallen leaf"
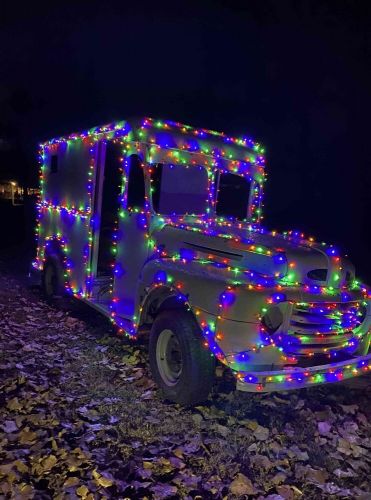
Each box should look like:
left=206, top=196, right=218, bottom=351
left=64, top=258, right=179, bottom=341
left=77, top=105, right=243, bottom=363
left=271, top=472, right=287, bottom=485
left=254, top=425, right=269, bottom=441
left=340, top=404, right=358, bottom=414
left=191, top=413, right=203, bottom=426
left=64, top=477, right=80, bottom=487
left=230, top=473, right=257, bottom=496
left=276, top=485, right=295, bottom=499
left=6, top=397, right=23, bottom=411
left=243, top=419, right=259, bottom=431
left=333, top=468, right=356, bottom=478
left=305, top=467, right=328, bottom=485
left=76, top=484, right=89, bottom=497
left=19, top=427, right=37, bottom=444
left=337, top=438, right=352, bottom=455
left=151, top=483, right=178, bottom=498
left=318, top=421, right=331, bottom=435
left=251, top=454, right=274, bottom=471
left=92, top=469, right=114, bottom=488
left=41, top=455, right=57, bottom=471
left=1, top=420, right=18, bottom=433
left=13, top=460, right=28, bottom=474
left=289, top=446, right=309, bottom=461
left=215, top=424, right=230, bottom=437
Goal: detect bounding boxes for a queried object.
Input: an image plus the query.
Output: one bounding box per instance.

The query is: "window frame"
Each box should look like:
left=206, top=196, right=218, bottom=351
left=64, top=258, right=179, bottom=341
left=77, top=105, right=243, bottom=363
left=125, top=154, right=146, bottom=211
left=149, top=162, right=211, bottom=217
left=214, top=170, right=254, bottom=222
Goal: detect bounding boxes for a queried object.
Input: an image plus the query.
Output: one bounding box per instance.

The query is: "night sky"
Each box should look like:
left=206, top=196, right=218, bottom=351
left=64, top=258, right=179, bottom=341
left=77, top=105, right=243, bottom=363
left=0, top=0, right=370, bottom=280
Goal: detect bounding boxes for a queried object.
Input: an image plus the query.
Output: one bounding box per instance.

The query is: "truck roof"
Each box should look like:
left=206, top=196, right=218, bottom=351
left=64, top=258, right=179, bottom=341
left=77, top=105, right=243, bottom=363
left=40, top=117, right=266, bottom=174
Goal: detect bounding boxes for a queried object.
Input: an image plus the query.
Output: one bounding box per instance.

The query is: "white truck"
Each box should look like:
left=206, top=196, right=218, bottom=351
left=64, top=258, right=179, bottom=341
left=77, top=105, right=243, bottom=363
left=33, top=117, right=371, bottom=404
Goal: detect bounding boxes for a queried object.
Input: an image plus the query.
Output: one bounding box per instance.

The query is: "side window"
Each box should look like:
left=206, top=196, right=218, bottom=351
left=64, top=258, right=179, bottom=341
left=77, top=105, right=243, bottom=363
left=216, top=172, right=251, bottom=220
left=50, top=154, right=58, bottom=174
left=150, top=163, right=209, bottom=215
left=150, top=163, right=163, bottom=213
left=126, top=155, right=145, bottom=210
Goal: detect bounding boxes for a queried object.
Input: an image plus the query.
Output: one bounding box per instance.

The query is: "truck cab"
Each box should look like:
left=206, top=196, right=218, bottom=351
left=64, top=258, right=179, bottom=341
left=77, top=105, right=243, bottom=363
left=34, top=117, right=371, bottom=404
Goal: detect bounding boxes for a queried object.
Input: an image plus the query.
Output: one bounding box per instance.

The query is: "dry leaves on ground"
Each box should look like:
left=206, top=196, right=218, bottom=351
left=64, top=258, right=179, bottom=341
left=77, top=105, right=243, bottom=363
left=0, top=260, right=370, bottom=499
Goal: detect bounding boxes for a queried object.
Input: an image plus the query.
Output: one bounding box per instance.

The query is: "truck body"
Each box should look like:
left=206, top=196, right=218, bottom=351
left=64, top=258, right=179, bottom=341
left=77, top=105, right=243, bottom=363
left=33, top=117, right=371, bottom=403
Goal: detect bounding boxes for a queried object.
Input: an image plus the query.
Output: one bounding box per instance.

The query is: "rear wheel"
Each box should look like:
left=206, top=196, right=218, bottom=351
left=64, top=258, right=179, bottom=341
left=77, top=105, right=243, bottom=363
left=42, top=257, right=65, bottom=299
left=149, top=310, right=215, bottom=405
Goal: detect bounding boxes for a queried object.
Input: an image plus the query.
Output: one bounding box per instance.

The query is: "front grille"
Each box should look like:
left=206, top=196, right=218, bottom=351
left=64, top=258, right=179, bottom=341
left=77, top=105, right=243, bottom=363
left=286, top=301, right=366, bottom=354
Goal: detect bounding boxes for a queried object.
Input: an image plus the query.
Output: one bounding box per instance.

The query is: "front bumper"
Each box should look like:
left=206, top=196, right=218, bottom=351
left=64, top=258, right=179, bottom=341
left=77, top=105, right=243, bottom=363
left=235, top=352, right=371, bottom=392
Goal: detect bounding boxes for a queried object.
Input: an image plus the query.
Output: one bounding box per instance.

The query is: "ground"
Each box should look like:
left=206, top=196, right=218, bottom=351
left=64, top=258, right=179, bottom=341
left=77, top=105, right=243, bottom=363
left=0, top=258, right=370, bottom=500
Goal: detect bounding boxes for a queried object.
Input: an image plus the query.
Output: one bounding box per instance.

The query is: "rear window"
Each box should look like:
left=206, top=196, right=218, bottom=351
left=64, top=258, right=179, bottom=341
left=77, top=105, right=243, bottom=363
left=151, top=163, right=209, bottom=215
left=216, top=172, right=251, bottom=220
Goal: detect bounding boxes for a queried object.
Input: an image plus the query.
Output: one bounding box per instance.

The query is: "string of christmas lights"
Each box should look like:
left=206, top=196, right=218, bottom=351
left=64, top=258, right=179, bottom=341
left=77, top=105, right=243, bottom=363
left=34, top=117, right=370, bottom=392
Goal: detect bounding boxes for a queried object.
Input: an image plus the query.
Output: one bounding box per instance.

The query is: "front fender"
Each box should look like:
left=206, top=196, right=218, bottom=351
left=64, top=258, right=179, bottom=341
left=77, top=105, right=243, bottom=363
left=139, top=258, right=233, bottom=315
left=138, top=258, right=286, bottom=364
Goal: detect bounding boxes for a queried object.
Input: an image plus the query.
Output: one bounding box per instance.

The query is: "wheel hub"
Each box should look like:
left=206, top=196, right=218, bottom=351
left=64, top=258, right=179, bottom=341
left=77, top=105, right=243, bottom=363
left=156, top=329, right=183, bottom=386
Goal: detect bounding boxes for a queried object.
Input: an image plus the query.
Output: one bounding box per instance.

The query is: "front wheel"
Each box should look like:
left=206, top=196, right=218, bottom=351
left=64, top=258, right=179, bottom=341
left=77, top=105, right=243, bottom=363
left=149, top=310, right=215, bottom=405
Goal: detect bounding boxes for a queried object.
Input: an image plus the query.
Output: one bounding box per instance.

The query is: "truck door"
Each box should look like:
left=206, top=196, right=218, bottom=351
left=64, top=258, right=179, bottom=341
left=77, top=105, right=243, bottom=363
left=111, top=154, right=150, bottom=330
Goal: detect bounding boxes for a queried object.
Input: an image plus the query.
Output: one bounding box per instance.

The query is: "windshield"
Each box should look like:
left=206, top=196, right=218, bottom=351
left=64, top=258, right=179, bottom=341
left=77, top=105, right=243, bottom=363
left=151, top=163, right=209, bottom=215
left=216, top=172, right=251, bottom=220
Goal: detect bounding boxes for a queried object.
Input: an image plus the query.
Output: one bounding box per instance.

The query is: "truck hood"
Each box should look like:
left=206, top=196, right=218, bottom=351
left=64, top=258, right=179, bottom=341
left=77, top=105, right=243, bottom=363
left=150, top=220, right=355, bottom=288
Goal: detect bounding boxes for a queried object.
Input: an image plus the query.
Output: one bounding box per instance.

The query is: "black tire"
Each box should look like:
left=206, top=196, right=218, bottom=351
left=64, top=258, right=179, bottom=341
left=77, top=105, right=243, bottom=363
left=149, top=309, right=215, bottom=405
left=42, top=257, right=65, bottom=299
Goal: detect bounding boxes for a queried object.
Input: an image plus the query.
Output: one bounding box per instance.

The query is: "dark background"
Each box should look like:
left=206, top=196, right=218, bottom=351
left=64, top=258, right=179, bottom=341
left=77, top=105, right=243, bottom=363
left=0, top=0, right=370, bottom=281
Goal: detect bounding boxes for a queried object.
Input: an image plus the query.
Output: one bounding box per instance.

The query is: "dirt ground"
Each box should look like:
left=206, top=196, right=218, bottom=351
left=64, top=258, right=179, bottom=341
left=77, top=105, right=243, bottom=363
left=0, top=259, right=370, bottom=499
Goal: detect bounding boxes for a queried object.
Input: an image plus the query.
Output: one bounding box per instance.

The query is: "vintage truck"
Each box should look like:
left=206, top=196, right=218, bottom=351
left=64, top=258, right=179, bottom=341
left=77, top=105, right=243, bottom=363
left=33, top=117, right=371, bottom=404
